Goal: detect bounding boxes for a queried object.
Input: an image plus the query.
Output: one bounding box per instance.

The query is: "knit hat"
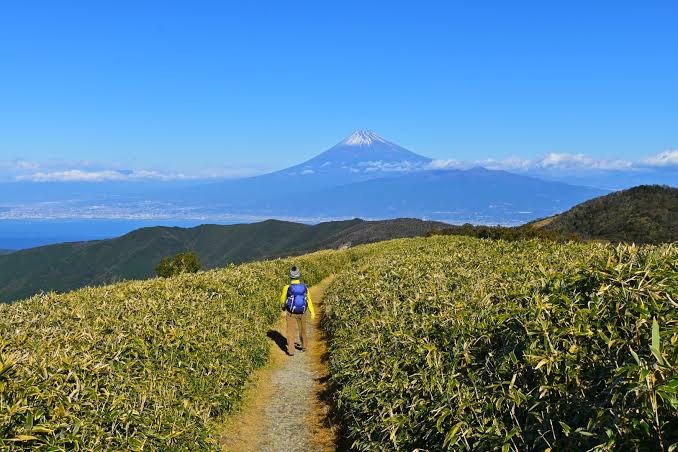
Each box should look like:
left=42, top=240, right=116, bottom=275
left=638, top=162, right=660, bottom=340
left=289, top=266, right=301, bottom=279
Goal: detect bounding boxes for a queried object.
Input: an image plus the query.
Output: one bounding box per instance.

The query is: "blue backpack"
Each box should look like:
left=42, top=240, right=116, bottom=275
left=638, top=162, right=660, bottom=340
left=285, top=283, right=308, bottom=314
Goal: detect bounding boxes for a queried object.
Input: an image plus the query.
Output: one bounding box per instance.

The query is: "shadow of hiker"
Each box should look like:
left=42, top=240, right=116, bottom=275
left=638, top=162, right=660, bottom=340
left=267, top=330, right=288, bottom=353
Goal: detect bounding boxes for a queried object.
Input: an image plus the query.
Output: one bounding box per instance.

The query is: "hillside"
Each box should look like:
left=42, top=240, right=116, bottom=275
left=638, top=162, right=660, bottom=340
left=1, top=236, right=674, bottom=449
left=322, top=237, right=676, bottom=450
left=0, top=245, right=374, bottom=450
left=533, top=185, right=677, bottom=243
left=428, top=184, right=677, bottom=244
left=0, top=217, right=447, bottom=303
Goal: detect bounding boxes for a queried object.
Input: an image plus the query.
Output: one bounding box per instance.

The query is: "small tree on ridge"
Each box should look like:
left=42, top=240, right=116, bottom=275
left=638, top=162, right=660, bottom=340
left=156, top=251, right=202, bottom=278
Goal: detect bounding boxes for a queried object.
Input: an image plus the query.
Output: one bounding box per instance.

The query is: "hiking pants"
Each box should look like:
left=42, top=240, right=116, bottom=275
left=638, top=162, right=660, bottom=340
left=286, top=311, right=307, bottom=355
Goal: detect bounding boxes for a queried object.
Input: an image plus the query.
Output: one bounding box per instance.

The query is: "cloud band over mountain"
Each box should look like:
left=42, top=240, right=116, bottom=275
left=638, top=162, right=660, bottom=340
left=430, top=149, right=678, bottom=172
left=2, top=149, right=676, bottom=183
left=0, top=160, right=269, bottom=183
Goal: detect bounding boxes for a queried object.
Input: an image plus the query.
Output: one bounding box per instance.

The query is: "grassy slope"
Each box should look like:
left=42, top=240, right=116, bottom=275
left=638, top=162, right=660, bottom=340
left=1, top=235, right=675, bottom=450
left=534, top=184, right=677, bottom=243
left=0, top=243, right=379, bottom=450
left=322, top=237, right=677, bottom=450
left=0, top=218, right=447, bottom=303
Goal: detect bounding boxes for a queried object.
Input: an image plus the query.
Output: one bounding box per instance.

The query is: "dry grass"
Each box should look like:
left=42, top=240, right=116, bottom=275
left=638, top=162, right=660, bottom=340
left=530, top=215, right=557, bottom=228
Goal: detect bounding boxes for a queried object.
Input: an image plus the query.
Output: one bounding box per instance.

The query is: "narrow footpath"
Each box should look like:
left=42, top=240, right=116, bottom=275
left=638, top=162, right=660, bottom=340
left=219, top=276, right=338, bottom=452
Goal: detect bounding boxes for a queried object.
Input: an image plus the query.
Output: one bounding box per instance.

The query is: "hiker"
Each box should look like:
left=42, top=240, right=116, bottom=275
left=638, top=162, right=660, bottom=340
left=280, top=265, right=315, bottom=356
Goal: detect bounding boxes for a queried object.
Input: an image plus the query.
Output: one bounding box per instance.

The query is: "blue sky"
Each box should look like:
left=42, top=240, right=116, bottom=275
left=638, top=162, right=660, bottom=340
left=1, top=0, right=677, bottom=180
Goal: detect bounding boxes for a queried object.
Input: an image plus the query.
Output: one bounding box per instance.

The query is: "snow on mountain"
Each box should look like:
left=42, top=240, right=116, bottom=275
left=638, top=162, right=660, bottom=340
left=342, top=130, right=388, bottom=146
left=192, top=130, right=608, bottom=223
left=178, top=130, right=434, bottom=199
left=289, top=130, right=432, bottom=175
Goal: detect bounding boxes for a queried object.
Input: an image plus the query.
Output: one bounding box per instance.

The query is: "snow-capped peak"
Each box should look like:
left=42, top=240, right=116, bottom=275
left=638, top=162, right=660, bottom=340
left=342, top=130, right=387, bottom=146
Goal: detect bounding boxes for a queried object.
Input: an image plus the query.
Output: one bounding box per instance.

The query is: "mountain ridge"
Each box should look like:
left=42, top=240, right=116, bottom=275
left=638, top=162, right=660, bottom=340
left=1, top=185, right=674, bottom=303
left=253, top=166, right=606, bottom=222
left=0, top=217, right=448, bottom=303
left=0, top=130, right=639, bottom=224
left=296, top=129, right=432, bottom=172
left=533, top=184, right=677, bottom=243
left=173, top=131, right=608, bottom=223
left=199, top=130, right=434, bottom=196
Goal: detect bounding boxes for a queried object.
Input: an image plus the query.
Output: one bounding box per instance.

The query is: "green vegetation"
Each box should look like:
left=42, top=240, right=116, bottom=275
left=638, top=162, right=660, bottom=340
left=536, top=185, right=677, bottom=244
left=0, top=218, right=446, bottom=303
left=428, top=222, right=562, bottom=242
left=156, top=251, right=202, bottom=277
left=431, top=185, right=677, bottom=245
left=322, top=236, right=677, bottom=450
left=0, top=245, right=375, bottom=449
left=2, top=231, right=675, bottom=450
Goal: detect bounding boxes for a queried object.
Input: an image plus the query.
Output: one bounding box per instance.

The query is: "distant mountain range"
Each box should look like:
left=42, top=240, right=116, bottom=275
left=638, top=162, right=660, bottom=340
left=179, top=130, right=434, bottom=200
left=0, top=130, right=616, bottom=224
left=171, top=130, right=606, bottom=223
left=266, top=166, right=604, bottom=222
left=2, top=185, right=675, bottom=303
left=0, top=218, right=447, bottom=303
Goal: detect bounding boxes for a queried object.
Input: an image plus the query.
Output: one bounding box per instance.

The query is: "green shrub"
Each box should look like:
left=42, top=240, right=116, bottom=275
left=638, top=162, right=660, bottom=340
left=156, top=251, right=202, bottom=278
left=0, top=245, right=376, bottom=450
left=323, top=237, right=677, bottom=451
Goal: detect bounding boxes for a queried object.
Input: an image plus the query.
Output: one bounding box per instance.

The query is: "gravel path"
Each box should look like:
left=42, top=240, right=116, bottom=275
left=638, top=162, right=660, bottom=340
left=258, top=332, right=317, bottom=451
left=220, top=277, right=335, bottom=452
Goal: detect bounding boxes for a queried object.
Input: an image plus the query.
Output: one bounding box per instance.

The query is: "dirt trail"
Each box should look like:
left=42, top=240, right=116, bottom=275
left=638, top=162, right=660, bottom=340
left=219, top=276, right=337, bottom=452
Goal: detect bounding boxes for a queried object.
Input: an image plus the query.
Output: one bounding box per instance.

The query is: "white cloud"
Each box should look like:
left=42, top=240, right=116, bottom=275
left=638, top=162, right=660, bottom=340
left=428, top=159, right=464, bottom=170
left=1, top=157, right=270, bottom=182
left=536, top=153, right=633, bottom=170
left=195, top=166, right=270, bottom=179
left=474, top=156, right=531, bottom=171
left=470, top=153, right=636, bottom=172
left=2, top=147, right=675, bottom=184
left=15, top=169, right=186, bottom=182
left=14, top=160, right=41, bottom=170
left=0, top=159, right=41, bottom=171
left=358, top=160, right=428, bottom=173
left=539, top=153, right=590, bottom=168
left=641, top=149, right=678, bottom=168
left=13, top=167, right=267, bottom=183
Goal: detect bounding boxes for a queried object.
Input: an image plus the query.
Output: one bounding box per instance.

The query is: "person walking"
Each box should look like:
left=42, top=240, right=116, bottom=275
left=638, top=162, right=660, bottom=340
left=280, top=265, right=315, bottom=356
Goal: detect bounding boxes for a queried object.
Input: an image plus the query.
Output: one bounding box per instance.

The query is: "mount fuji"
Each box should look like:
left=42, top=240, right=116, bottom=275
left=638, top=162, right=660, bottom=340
left=285, top=130, right=432, bottom=179
left=0, top=130, right=609, bottom=224
left=180, top=130, right=606, bottom=223
left=184, top=130, right=434, bottom=199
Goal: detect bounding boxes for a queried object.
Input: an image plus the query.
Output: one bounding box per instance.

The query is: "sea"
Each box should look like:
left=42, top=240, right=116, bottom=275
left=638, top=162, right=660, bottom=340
left=0, top=219, right=235, bottom=251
